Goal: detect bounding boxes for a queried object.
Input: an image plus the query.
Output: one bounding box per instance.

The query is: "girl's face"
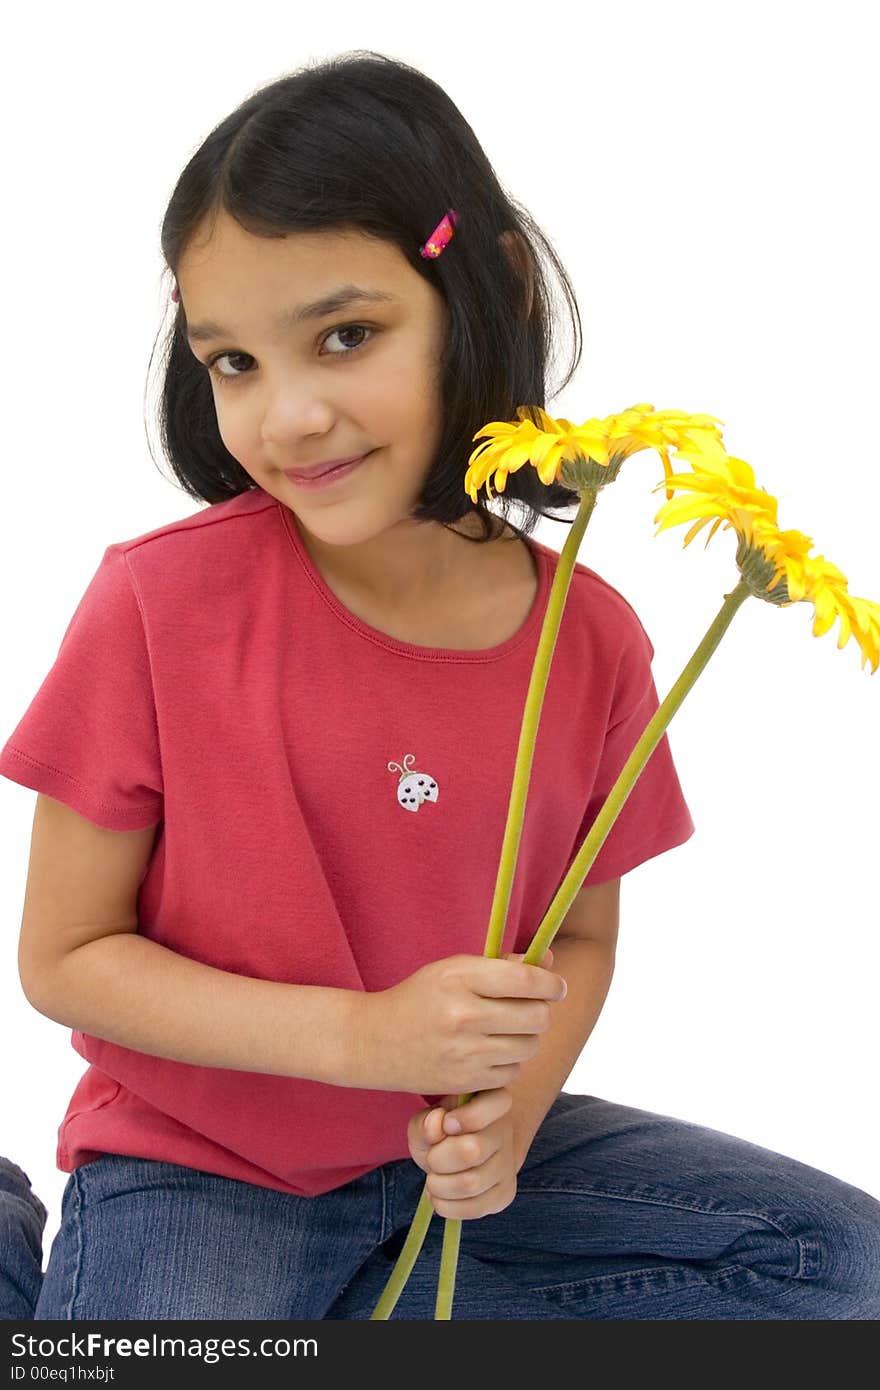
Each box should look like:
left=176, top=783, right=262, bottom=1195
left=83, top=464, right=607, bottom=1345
left=177, top=211, right=449, bottom=550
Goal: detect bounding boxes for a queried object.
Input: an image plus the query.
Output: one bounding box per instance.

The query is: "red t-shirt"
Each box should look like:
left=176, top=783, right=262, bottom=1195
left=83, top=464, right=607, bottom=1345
left=0, top=488, right=695, bottom=1196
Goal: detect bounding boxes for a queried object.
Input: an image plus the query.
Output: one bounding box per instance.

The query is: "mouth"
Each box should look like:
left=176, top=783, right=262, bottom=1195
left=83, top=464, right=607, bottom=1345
left=282, top=452, right=372, bottom=490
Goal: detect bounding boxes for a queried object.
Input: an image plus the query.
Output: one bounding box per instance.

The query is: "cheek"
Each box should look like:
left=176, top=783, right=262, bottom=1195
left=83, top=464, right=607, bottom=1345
left=214, top=411, right=242, bottom=455
left=211, top=416, right=261, bottom=478
left=384, top=336, right=443, bottom=411
left=212, top=396, right=257, bottom=451
left=382, top=383, right=443, bottom=457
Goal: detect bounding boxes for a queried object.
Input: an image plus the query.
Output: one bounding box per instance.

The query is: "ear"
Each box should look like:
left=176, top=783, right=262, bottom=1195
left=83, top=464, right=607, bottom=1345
left=498, top=228, right=535, bottom=320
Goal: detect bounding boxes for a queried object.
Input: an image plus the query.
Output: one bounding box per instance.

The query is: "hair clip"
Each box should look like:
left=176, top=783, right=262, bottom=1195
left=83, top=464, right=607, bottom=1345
left=171, top=280, right=180, bottom=303
left=419, top=208, right=459, bottom=260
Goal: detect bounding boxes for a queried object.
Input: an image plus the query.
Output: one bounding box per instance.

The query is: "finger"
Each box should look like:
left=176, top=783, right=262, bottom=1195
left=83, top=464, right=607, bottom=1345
left=427, top=1151, right=503, bottom=1201
left=505, top=948, right=554, bottom=966
left=484, top=956, right=566, bottom=1001
left=442, top=1087, right=511, bottom=1137
left=428, top=1181, right=509, bottom=1221
left=429, top=1126, right=497, bottom=1175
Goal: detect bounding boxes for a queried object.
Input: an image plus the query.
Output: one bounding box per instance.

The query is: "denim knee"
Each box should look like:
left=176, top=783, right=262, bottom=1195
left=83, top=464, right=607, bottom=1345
left=797, top=1175, right=880, bottom=1317
left=0, top=1156, right=47, bottom=1211
left=0, top=1156, right=48, bottom=1320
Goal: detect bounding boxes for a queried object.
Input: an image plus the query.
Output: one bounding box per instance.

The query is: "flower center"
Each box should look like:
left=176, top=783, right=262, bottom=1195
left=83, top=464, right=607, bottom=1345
left=736, top=536, right=792, bottom=604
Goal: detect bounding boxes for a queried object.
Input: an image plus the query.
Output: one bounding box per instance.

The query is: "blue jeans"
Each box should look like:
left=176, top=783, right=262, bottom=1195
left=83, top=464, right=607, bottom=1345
left=4, top=1092, right=880, bottom=1320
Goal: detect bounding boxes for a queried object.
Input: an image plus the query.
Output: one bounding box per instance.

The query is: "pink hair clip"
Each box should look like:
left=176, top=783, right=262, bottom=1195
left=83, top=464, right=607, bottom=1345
left=419, top=208, right=459, bottom=260
left=171, top=280, right=180, bottom=303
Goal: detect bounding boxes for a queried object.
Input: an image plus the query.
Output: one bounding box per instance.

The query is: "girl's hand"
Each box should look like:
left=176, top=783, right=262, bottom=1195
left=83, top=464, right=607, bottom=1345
left=404, top=948, right=554, bottom=1219
left=406, top=1085, right=519, bottom=1221
left=376, top=946, right=562, bottom=1096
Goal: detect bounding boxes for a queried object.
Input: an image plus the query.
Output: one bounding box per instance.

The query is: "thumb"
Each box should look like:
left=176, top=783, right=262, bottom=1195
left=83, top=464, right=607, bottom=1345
left=411, top=1097, right=458, bottom=1170
left=423, top=1094, right=459, bottom=1133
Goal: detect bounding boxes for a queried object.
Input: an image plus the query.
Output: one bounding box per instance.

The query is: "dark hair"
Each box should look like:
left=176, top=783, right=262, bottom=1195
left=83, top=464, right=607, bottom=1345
left=148, top=49, right=585, bottom=544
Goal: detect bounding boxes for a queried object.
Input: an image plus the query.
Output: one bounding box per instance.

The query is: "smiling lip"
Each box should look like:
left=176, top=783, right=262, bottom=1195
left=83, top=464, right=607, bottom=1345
left=284, top=454, right=368, bottom=480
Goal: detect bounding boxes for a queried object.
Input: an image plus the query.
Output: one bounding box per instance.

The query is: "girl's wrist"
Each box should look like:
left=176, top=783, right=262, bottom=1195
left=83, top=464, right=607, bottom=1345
left=344, top=986, right=397, bottom=1091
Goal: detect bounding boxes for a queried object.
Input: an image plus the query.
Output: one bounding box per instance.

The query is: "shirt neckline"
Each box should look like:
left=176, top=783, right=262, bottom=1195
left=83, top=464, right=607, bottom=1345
left=276, top=499, right=551, bottom=663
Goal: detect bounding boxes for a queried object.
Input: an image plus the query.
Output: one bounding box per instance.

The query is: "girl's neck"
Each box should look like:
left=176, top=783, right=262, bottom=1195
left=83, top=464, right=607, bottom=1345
left=293, top=511, right=512, bottom=614
left=296, top=511, right=536, bottom=652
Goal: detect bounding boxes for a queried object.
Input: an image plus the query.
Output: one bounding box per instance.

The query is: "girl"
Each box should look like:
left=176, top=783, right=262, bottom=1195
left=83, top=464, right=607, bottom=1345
left=2, top=50, right=880, bottom=1321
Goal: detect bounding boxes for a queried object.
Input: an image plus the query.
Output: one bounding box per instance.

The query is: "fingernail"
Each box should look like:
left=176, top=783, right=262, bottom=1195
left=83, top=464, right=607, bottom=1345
left=444, top=1115, right=462, bottom=1134
left=559, top=979, right=568, bottom=999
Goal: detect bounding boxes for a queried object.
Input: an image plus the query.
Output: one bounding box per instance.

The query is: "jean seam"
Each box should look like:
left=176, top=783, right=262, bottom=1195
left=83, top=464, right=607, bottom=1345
left=516, top=1182, right=809, bottom=1279
left=380, top=1163, right=392, bottom=1244
left=532, top=1259, right=762, bottom=1297
left=66, top=1169, right=87, bottom=1321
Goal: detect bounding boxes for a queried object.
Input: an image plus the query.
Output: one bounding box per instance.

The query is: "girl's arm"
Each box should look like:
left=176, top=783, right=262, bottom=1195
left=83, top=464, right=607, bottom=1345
left=17, top=794, right=373, bottom=1087
left=24, top=930, right=373, bottom=1086
left=506, top=935, right=616, bottom=1171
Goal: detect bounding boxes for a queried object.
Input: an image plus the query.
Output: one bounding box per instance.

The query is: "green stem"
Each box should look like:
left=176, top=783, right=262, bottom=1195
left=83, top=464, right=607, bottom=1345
left=370, top=491, right=597, bottom=1320
left=367, top=1185, right=435, bottom=1320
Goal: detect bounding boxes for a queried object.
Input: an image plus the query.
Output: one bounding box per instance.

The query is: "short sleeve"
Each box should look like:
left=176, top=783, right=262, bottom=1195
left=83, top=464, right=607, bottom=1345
left=0, top=544, right=164, bottom=831
left=572, top=615, right=695, bottom=886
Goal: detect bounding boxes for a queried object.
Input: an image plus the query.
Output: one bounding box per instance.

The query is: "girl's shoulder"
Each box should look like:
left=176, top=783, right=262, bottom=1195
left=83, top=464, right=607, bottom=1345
left=109, top=488, right=275, bottom=558
left=526, top=532, right=652, bottom=655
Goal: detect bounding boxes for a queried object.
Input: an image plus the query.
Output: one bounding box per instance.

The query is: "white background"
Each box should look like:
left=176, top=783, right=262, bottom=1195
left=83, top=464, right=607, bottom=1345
left=2, top=0, right=877, bottom=1271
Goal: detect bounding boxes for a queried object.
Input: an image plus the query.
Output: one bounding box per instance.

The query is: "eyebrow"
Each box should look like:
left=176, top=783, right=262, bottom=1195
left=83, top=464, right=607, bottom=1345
left=185, top=285, right=401, bottom=343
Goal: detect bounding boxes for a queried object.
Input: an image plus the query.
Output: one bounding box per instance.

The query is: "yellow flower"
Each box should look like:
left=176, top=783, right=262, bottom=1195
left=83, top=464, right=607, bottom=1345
left=653, top=449, right=880, bottom=673
left=464, top=403, right=728, bottom=503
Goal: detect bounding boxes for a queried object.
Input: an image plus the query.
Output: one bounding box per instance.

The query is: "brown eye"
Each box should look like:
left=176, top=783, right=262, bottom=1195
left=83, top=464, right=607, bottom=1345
left=321, top=324, right=373, bottom=356
left=205, top=322, right=375, bottom=387
left=207, top=351, right=253, bottom=384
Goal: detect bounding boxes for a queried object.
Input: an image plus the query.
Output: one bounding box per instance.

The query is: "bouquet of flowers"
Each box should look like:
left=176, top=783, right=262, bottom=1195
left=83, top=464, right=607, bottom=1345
left=369, top=402, right=879, bottom=1319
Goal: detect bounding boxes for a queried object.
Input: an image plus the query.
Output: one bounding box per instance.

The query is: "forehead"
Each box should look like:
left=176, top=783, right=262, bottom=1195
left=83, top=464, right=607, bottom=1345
left=177, top=212, right=444, bottom=344
left=177, top=211, right=409, bottom=292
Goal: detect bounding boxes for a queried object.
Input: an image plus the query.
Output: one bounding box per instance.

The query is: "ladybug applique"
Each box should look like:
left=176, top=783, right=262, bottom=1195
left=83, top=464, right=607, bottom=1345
left=387, top=754, right=439, bottom=814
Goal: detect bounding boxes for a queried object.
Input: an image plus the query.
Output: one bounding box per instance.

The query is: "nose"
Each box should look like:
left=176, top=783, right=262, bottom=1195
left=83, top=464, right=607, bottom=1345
left=259, top=380, right=340, bottom=451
